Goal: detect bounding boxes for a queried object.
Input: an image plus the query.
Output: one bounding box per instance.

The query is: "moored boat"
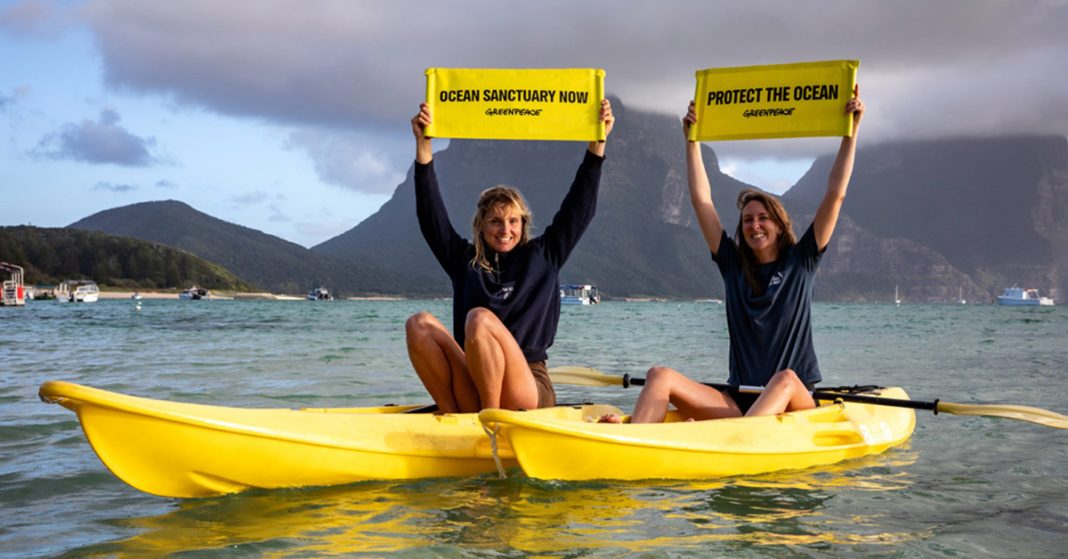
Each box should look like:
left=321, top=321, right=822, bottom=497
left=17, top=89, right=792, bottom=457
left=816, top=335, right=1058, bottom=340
left=55, top=280, right=100, bottom=303
left=179, top=286, right=209, bottom=300
left=72, top=282, right=100, bottom=302
left=996, top=286, right=1053, bottom=306
left=560, top=283, right=600, bottom=305
left=479, top=386, right=916, bottom=481
left=307, top=287, right=333, bottom=300
left=1, top=262, right=26, bottom=306
left=38, top=380, right=619, bottom=498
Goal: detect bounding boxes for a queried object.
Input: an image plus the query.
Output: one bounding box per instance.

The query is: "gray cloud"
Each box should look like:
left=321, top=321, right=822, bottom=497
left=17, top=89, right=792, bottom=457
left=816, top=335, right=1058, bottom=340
left=0, top=85, right=31, bottom=111
left=230, top=190, right=273, bottom=205
left=154, top=179, right=177, bottom=189
left=78, top=1, right=1068, bottom=163
left=267, top=203, right=291, bottom=223
left=0, top=0, right=68, bottom=38
left=35, top=109, right=159, bottom=166
left=285, top=128, right=407, bottom=194
left=93, top=181, right=137, bottom=192
left=228, top=190, right=279, bottom=206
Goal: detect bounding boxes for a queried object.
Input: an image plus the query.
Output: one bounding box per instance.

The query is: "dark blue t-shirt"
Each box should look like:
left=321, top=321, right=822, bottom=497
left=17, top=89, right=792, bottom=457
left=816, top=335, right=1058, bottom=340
left=711, top=224, right=823, bottom=387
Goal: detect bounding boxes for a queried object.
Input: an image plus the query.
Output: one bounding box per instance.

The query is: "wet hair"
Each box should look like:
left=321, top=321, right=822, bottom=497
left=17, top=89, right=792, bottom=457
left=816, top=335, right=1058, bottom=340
left=735, top=188, right=796, bottom=295
left=471, top=186, right=533, bottom=272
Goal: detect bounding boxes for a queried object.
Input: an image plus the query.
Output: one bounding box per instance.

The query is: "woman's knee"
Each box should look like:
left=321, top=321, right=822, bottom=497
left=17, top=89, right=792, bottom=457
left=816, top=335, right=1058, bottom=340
left=464, top=307, right=500, bottom=336
left=769, top=368, right=803, bottom=389
left=406, top=311, right=439, bottom=337
left=646, top=365, right=681, bottom=386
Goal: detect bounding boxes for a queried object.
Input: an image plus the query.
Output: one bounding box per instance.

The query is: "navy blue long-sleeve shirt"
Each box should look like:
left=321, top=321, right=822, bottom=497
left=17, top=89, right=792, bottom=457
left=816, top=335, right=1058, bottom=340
left=414, top=150, right=604, bottom=362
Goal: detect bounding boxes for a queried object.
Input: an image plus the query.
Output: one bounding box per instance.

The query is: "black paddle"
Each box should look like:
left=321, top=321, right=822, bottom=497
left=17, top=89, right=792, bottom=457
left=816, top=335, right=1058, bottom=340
left=547, top=365, right=1068, bottom=429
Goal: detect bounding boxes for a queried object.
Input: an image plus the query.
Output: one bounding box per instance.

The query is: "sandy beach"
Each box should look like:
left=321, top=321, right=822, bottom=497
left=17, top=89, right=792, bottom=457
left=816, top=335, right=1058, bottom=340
left=93, top=290, right=411, bottom=301
left=98, top=290, right=276, bottom=301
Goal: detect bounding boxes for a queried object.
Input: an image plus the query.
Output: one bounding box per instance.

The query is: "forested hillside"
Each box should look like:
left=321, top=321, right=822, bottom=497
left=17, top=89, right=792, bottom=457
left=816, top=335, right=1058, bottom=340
left=70, top=200, right=409, bottom=296
left=0, top=226, right=253, bottom=290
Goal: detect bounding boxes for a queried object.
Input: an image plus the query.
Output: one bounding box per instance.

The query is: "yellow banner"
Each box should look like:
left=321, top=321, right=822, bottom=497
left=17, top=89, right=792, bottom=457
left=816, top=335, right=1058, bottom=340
left=688, top=60, right=858, bottom=142
left=424, top=68, right=606, bottom=141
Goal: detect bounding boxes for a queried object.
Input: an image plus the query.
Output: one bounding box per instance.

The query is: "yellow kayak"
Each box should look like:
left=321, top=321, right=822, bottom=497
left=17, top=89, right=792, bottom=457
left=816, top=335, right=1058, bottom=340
left=39, top=380, right=620, bottom=498
left=478, top=387, right=916, bottom=481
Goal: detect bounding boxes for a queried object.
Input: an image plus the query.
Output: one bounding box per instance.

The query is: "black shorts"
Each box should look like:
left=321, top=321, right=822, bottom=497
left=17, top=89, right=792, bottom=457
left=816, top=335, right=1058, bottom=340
left=728, top=381, right=817, bottom=414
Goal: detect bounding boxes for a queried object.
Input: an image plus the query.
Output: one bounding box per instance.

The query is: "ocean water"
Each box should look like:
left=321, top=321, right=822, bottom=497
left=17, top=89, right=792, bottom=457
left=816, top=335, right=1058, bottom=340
left=2, top=299, right=1066, bottom=557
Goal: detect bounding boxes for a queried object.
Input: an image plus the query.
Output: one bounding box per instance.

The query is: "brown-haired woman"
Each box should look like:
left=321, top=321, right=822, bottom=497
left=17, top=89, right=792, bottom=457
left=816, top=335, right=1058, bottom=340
left=608, top=88, right=864, bottom=424
left=406, top=99, right=614, bottom=413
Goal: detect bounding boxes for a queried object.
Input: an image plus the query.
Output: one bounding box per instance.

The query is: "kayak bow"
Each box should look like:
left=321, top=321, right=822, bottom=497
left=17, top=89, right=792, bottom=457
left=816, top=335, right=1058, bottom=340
left=39, top=380, right=620, bottom=498
left=479, top=386, right=916, bottom=481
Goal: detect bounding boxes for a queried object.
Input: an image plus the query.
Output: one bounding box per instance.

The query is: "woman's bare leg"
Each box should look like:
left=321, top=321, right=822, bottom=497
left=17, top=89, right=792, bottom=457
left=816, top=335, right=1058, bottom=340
left=745, top=369, right=816, bottom=416
left=463, top=308, right=539, bottom=410
left=405, top=311, right=480, bottom=413
left=629, top=366, right=742, bottom=423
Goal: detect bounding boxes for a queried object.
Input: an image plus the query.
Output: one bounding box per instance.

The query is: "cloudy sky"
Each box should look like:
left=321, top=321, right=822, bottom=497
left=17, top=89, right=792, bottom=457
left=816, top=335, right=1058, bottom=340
left=2, top=1, right=1066, bottom=247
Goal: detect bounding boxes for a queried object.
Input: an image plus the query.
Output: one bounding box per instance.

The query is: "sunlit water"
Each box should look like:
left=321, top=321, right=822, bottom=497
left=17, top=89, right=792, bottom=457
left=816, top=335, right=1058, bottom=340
left=2, top=299, right=1066, bottom=557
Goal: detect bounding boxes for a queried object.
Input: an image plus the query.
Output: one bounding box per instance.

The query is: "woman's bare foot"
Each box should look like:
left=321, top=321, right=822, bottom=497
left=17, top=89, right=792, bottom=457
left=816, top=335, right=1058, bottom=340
left=598, top=414, right=623, bottom=424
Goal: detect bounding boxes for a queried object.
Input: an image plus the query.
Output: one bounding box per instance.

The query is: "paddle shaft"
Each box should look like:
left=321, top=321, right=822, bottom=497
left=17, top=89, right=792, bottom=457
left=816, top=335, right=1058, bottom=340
left=544, top=366, right=1068, bottom=428
left=621, top=374, right=940, bottom=413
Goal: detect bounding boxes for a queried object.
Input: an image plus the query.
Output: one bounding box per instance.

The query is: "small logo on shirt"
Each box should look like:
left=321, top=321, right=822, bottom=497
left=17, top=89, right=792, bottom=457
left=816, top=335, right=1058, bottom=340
left=768, top=272, right=784, bottom=288
left=494, top=285, right=515, bottom=301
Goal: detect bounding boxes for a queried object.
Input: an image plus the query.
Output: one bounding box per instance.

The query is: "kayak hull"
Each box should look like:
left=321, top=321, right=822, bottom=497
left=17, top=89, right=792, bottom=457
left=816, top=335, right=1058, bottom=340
left=479, top=387, right=916, bottom=481
left=39, top=380, right=620, bottom=498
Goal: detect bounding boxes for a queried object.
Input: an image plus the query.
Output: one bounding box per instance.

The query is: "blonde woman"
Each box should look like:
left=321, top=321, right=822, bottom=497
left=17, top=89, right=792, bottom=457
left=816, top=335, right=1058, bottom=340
left=406, top=100, right=614, bottom=413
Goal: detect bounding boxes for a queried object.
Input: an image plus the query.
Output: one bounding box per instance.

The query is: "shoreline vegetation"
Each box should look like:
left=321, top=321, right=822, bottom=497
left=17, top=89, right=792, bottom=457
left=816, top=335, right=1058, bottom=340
left=53, top=289, right=705, bottom=303
left=22, top=288, right=1002, bottom=304
left=91, top=289, right=409, bottom=301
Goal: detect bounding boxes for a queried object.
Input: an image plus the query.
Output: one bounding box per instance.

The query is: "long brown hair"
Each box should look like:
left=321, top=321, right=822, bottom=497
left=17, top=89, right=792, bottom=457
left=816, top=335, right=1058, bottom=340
left=734, top=188, right=796, bottom=295
left=471, top=186, right=533, bottom=272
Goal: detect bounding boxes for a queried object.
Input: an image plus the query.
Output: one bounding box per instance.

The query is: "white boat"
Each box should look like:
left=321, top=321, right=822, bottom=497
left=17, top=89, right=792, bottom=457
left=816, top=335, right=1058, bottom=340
left=73, top=283, right=100, bottom=303
left=55, top=280, right=99, bottom=303
left=307, top=287, right=333, bottom=301
left=560, top=284, right=600, bottom=305
left=131, top=292, right=142, bottom=300
left=1, top=262, right=26, bottom=306
left=179, top=286, right=209, bottom=300
left=996, top=286, right=1053, bottom=306
left=894, top=284, right=902, bottom=306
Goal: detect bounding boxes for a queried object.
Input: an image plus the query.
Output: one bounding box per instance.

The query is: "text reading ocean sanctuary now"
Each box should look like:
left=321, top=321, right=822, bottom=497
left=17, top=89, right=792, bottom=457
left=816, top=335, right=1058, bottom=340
left=707, top=84, right=840, bottom=105
left=439, top=89, right=591, bottom=104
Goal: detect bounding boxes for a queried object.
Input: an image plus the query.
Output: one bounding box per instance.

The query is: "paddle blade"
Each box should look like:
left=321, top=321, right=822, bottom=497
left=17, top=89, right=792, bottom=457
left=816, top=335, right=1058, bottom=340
left=937, top=402, right=1068, bottom=429
left=547, top=366, right=626, bottom=387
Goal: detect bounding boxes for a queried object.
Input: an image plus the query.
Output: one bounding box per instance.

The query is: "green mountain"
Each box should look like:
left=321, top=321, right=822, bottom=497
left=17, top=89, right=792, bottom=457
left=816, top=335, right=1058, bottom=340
left=68, top=200, right=408, bottom=296
left=0, top=225, right=252, bottom=290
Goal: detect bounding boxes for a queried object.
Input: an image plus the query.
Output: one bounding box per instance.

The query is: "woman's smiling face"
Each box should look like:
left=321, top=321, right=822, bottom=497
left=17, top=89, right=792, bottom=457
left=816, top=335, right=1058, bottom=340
left=481, top=203, right=523, bottom=254
left=741, top=199, right=781, bottom=262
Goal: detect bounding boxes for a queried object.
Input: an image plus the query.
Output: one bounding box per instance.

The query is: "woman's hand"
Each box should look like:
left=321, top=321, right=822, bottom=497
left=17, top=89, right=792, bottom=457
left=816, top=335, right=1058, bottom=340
left=845, top=85, right=864, bottom=136
left=600, top=98, right=615, bottom=138
left=682, top=100, right=697, bottom=141
left=588, top=98, right=614, bottom=156
left=411, top=103, right=432, bottom=139
left=412, top=103, right=433, bottom=163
